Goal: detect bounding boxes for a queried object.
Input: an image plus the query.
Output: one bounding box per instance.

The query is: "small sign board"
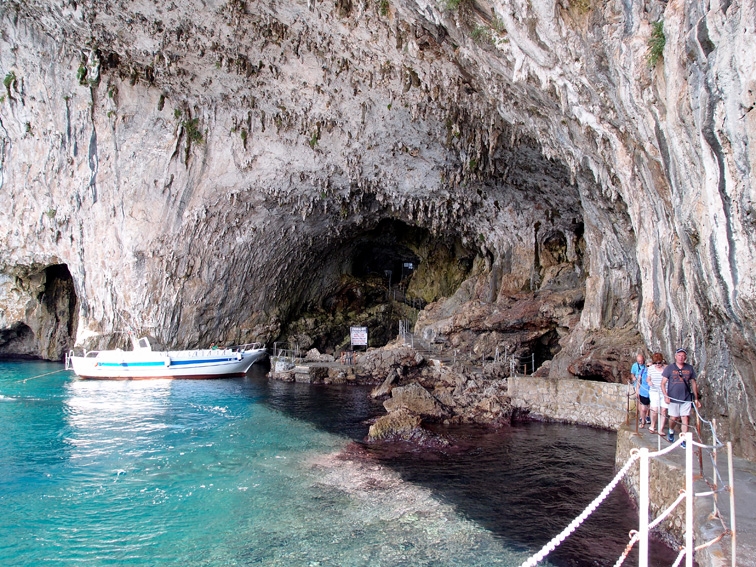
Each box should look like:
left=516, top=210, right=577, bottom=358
left=350, top=326, right=368, bottom=347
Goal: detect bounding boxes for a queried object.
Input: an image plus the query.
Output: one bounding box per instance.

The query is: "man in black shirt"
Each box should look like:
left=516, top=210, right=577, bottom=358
left=661, top=348, right=701, bottom=446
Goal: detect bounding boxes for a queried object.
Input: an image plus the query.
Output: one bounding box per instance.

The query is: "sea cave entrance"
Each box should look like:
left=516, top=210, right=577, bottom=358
left=279, top=219, right=476, bottom=353
left=0, top=263, right=78, bottom=361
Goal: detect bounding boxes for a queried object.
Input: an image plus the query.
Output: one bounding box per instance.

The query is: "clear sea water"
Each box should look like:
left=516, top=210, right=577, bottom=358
left=0, top=361, right=675, bottom=567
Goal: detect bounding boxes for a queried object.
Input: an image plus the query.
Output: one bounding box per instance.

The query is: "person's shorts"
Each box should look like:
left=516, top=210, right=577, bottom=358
left=638, top=395, right=650, bottom=406
left=668, top=401, right=692, bottom=417
left=649, top=390, right=668, bottom=409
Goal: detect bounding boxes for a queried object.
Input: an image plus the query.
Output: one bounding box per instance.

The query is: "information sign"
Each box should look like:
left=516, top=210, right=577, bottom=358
left=350, top=326, right=368, bottom=347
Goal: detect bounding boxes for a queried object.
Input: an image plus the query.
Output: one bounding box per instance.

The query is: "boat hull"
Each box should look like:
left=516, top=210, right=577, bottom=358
left=69, top=348, right=267, bottom=380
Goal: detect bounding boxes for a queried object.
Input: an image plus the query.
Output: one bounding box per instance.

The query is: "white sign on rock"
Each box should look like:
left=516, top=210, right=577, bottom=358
left=350, top=326, right=368, bottom=346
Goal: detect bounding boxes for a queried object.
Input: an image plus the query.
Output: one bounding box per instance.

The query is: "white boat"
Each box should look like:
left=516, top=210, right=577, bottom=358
left=65, top=335, right=268, bottom=380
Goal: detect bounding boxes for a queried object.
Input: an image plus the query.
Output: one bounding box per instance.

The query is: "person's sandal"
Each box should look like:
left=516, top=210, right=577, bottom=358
left=639, top=423, right=645, bottom=428
left=648, top=427, right=656, bottom=434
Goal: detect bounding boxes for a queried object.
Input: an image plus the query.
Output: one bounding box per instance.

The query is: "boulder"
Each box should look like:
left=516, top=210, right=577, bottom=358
left=355, top=345, right=426, bottom=383
left=371, top=368, right=399, bottom=399
left=383, top=382, right=449, bottom=418
left=304, top=348, right=335, bottom=363
left=366, top=409, right=449, bottom=447
left=367, top=408, right=422, bottom=441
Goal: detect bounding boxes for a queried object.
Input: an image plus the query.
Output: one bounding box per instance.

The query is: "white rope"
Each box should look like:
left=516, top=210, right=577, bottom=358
left=690, top=439, right=722, bottom=450
left=612, top=531, right=639, bottom=567
left=649, top=492, right=687, bottom=530
left=648, top=435, right=686, bottom=458
left=695, top=488, right=729, bottom=498
left=519, top=432, right=707, bottom=567
left=611, top=489, right=688, bottom=567
left=518, top=451, right=640, bottom=567
left=13, top=368, right=69, bottom=383
left=614, top=399, right=734, bottom=567
left=671, top=547, right=686, bottom=567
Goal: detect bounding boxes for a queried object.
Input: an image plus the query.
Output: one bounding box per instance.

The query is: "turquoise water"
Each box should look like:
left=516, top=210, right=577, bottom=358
left=0, top=362, right=531, bottom=566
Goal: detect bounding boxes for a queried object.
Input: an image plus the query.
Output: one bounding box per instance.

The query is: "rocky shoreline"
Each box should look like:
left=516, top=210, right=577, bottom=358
left=270, top=341, right=518, bottom=446
left=270, top=345, right=696, bottom=564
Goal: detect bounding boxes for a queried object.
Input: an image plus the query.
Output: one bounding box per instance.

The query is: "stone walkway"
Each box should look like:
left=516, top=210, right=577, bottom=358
left=623, top=424, right=756, bottom=567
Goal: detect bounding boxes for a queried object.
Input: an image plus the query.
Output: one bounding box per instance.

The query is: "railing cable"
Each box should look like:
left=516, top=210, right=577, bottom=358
left=518, top=451, right=639, bottom=567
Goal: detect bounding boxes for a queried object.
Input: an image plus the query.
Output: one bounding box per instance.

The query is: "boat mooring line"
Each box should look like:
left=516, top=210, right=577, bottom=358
left=15, top=368, right=70, bottom=384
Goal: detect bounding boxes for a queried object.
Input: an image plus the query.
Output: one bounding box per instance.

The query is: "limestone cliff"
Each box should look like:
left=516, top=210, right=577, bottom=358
left=0, top=0, right=755, bottom=457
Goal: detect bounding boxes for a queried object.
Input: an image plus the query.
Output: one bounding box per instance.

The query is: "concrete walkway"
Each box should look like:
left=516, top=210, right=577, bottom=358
left=620, top=424, right=756, bottom=567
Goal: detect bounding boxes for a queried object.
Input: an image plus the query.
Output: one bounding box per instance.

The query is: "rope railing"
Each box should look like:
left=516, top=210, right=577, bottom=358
left=518, top=429, right=738, bottom=567
left=627, top=391, right=737, bottom=567
left=519, top=451, right=640, bottom=567
left=401, top=336, right=738, bottom=565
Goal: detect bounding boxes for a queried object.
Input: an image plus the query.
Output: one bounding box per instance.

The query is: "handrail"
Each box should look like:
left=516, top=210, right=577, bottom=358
left=518, top=419, right=738, bottom=567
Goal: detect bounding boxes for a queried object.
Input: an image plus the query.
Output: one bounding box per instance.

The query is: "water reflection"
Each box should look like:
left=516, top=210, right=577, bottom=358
left=64, top=379, right=174, bottom=459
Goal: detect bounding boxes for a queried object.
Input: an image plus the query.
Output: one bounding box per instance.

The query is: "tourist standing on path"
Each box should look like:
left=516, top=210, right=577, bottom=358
left=646, top=352, right=667, bottom=435
left=631, top=353, right=650, bottom=426
left=661, top=348, right=701, bottom=447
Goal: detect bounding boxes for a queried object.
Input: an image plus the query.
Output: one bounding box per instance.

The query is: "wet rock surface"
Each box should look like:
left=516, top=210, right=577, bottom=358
left=367, top=407, right=450, bottom=446
left=383, top=381, right=450, bottom=418
left=1, top=0, right=755, bottom=457
left=353, top=342, right=513, bottom=444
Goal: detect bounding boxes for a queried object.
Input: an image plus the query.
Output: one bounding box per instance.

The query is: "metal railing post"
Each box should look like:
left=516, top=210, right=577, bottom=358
left=639, top=447, right=650, bottom=567
left=727, top=441, right=737, bottom=567
left=697, top=411, right=704, bottom=477
left=711, top=419, right=718, bottom=518
left=685, top=431, right=694, bottom=567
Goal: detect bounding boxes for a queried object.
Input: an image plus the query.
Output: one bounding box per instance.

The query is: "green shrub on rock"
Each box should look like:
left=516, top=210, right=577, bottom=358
left=648, top=20, right=665, bottom=66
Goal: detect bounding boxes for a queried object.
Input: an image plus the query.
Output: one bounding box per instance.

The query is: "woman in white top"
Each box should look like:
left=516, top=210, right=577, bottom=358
left=647, top=352, right=668, bottom=434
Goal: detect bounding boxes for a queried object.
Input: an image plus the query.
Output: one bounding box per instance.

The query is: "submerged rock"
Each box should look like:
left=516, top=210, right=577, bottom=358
left=367, top=408, right=449, bottom=447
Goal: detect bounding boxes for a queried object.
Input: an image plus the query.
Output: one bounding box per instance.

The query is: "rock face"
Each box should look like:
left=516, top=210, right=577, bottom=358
left=355, top=343, right=425, bottom=381
left=1, top=1, right=755, bottom=456
left=415, top=277, right=585, bottom=373
left=416, top=365, right=513, bottom=424
left=365, top=342, right=512, bottom=418
left=383, top=382, right=450, bottom=417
